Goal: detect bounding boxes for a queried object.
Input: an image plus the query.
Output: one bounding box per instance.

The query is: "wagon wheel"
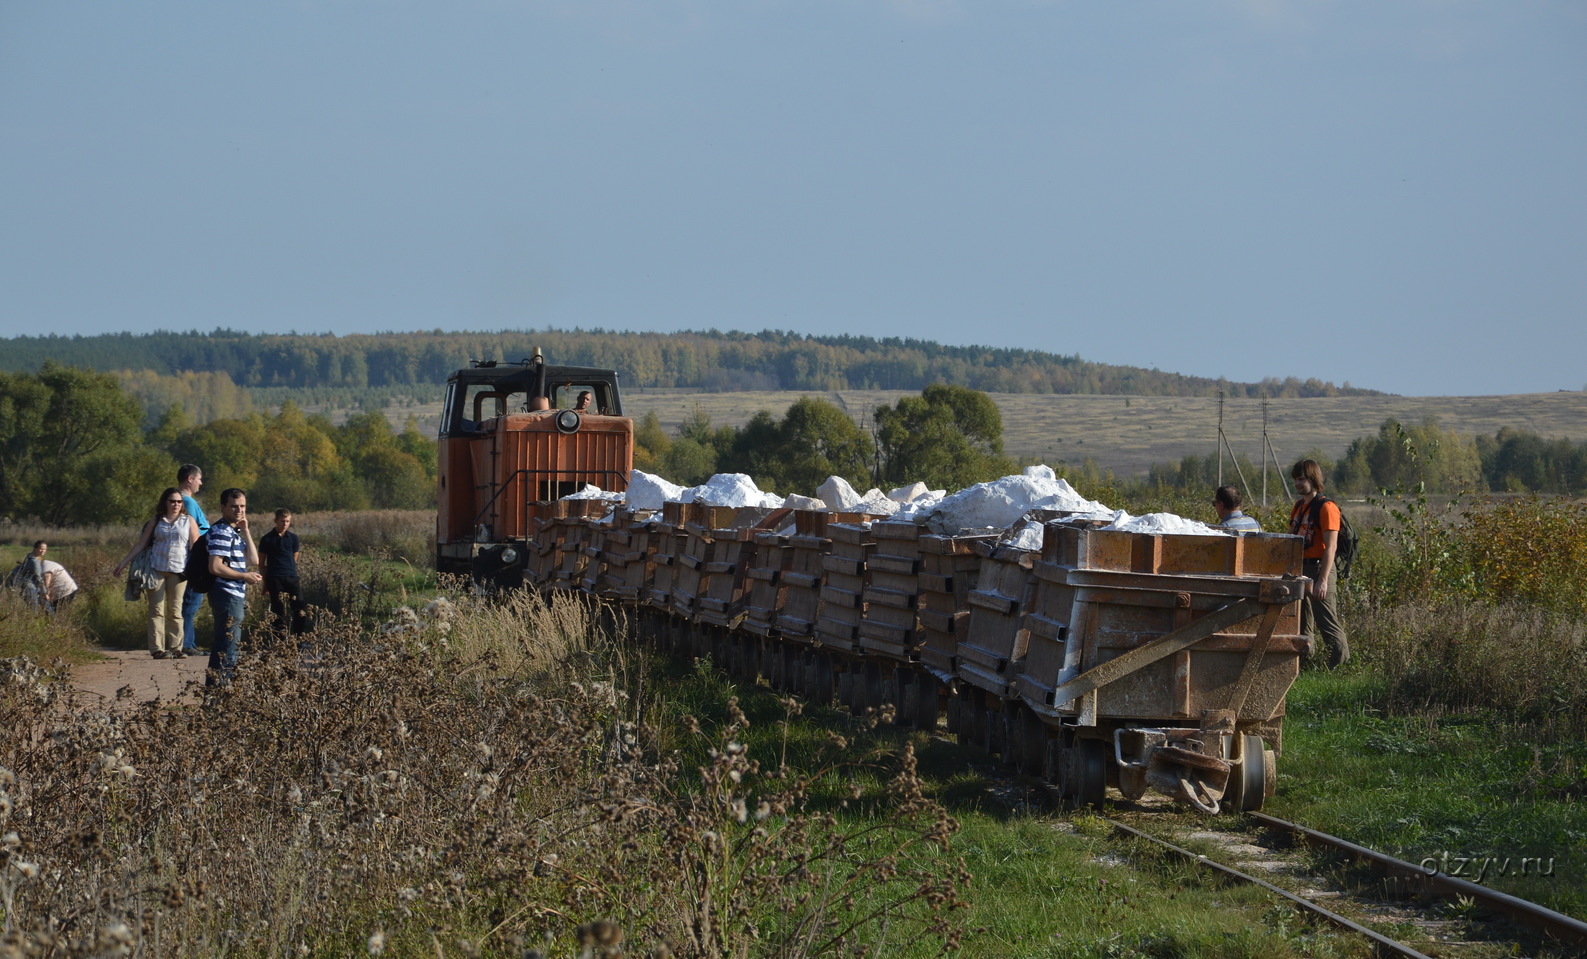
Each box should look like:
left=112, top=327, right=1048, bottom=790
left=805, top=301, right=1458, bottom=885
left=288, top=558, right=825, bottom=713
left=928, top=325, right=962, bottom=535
left=810, top=652, right=835, bottom=705
left=898, top=674, right=919, bottom=726
left=803, top=651, right=823, bottom=701
left=765, top=644, right=785, bottom=690
left=876, top=670, right=901, bottom=724
left=866, top=662, right=890, bottom=718
left=1004, top=706, right=1025, bottom=771
left=986, top=701, right=1008, bottom=760
left=976, top=697, right=1001, bottom=758
left=911, top=675, right=941, bottom=731
left=784, top=647, right=802, bottom=694
left=956, top=688, right=982, bottom=750
left=741, top=636, right=762, bottom=683
left=1056, top=736, right=1107, bottom=810
left=848, top=661, right=870, bottom=716
left=1018, top=708, right=1049, bottom=776
left=1225, top=733, right=1272, bottom=812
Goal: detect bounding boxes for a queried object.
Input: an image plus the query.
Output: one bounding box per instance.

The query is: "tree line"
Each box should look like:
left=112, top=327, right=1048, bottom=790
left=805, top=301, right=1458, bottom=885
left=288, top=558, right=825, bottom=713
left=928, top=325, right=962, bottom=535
left=1147, top=418, right=1587, bottom=497
left=4, top=363, right=1577, bottom=529
left=0, top=328, right=1377, bottom=406
left=0, top=365, right=435, bottom=526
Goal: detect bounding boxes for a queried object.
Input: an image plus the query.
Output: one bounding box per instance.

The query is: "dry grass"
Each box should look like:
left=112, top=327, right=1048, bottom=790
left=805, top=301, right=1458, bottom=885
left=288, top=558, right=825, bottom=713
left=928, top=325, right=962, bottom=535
left=0, top=591, right=963, bottom=958
left=295, top=510, right=434, bottom=570
left=1353, top=600, right=1587, bottom=739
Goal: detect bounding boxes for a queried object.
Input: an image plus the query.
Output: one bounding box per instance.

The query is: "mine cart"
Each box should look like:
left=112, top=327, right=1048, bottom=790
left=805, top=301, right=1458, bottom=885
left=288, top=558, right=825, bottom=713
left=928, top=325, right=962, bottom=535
left=1008, top=521, right=1307, bottom=813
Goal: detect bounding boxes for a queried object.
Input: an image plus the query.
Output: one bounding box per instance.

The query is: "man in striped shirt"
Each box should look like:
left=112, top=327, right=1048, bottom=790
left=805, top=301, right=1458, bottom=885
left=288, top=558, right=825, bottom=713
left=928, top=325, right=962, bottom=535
left=1213, top=485, right=1262, bottom=532
left=206, top=488, right=262, bottom=686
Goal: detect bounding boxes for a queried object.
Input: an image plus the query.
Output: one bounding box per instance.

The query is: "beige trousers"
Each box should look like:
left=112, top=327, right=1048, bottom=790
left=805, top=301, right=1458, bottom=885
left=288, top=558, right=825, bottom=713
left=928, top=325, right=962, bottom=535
left=146, top=571, right=187, bottom=654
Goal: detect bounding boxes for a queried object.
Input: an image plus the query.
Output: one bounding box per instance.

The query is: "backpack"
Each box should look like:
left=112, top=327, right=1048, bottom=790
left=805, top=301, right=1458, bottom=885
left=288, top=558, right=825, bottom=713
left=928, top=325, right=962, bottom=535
left=1303, top=496, right=1359, bottom=580
left=184, top=532, right=216, bottom=594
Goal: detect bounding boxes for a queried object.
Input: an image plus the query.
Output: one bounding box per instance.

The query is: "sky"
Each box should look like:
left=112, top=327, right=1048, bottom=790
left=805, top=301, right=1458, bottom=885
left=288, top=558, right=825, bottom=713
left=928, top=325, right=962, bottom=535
left=1, top=1, right=1583, bottom=397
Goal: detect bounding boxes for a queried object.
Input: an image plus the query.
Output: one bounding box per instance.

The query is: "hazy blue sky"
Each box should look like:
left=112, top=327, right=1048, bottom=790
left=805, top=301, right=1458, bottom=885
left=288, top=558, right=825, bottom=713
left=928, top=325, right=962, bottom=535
left=2, top=1, right=1582, bottom=396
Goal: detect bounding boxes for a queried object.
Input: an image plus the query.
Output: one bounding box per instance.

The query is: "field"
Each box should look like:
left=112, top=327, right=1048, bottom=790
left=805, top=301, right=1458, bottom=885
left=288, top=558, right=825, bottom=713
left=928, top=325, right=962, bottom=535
left=376, top=389, right=1587, bottom=480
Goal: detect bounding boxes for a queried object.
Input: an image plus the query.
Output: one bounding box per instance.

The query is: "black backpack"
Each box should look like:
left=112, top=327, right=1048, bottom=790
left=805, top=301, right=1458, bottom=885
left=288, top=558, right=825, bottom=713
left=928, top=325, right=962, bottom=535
left=1301, top=496, right=1358, bottom=580
left=185, top=532, right=216, bottom=594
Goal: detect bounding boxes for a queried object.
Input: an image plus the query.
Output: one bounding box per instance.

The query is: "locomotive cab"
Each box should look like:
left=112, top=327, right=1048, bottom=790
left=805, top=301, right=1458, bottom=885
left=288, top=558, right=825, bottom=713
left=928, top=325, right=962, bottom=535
left=436, top=353, right=632, bottom=582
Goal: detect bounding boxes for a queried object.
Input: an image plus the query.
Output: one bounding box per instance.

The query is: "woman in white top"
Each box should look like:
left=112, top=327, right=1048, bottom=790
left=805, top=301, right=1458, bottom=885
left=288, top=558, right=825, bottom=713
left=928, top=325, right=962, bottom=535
left=115, top=487, right=200, bottom=659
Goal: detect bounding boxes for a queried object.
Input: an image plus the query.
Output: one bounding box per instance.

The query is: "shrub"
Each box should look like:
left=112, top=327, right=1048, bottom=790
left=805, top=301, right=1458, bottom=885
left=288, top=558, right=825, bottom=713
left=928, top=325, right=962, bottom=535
left=1453, top=496, right=1587, bottom=619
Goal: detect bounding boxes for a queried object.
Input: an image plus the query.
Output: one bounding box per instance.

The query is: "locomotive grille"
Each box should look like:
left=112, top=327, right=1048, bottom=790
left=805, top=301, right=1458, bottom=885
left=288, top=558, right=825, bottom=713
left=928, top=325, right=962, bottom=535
left=480, top=419, right=632, bottom=537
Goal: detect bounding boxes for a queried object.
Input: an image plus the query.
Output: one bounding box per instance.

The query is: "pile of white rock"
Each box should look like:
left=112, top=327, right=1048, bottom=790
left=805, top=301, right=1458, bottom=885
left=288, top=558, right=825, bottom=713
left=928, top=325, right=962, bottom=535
left=569, top=462, right=1230, bottom=542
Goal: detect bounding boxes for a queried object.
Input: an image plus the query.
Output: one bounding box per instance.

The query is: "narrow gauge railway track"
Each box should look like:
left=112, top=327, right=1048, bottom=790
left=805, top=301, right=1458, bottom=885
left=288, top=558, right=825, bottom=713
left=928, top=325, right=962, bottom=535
left=1090, top=805, right=1587, bottom=959
left=644, top=613, right=1587, bottom=958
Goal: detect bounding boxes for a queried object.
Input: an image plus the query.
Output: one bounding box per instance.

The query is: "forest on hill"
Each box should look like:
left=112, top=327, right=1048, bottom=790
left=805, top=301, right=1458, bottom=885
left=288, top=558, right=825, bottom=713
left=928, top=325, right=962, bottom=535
left=0, top=328, right=1379, bottom=402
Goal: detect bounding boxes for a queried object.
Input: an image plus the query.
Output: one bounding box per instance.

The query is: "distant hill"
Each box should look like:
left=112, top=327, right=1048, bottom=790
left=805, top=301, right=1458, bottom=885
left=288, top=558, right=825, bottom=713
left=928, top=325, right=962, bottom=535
left=0, top=328, right=1380, bottom=399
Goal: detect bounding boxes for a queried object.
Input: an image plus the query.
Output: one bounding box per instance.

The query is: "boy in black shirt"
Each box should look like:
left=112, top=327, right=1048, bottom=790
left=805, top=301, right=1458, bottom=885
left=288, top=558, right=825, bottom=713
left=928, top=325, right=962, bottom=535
left=260, top=509, right=308, bottom=638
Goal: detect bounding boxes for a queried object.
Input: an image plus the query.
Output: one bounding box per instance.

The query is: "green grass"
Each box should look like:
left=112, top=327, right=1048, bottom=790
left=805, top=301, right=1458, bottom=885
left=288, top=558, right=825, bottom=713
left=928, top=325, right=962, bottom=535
left=1268, top=670, right=1587, bottom=918
left=656, top=654, right=1370, bottom=959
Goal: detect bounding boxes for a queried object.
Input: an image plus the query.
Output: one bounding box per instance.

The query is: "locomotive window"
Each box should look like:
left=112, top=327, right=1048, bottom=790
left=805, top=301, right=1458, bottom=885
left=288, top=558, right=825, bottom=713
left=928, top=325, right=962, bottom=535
left=472, top=390, right=507, bottom=423
left=555, top=383, right=604, bottom=413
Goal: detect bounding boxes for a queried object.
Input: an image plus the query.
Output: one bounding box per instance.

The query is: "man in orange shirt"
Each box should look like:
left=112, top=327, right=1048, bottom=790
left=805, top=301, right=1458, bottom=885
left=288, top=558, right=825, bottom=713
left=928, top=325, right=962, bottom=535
left=1289, top=459, right=1350, bottom=668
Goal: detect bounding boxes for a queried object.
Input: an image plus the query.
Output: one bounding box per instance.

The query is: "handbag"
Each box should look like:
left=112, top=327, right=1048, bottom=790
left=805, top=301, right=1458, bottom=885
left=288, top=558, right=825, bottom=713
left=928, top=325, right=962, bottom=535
left=124, top=547, right=160, bottom=601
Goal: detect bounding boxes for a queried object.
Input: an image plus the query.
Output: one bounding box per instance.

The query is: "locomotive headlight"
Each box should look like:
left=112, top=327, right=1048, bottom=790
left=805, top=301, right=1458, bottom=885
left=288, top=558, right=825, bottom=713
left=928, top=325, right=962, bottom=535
left=555, top=409, right=582, bottom=434
left=499, top=546, right=519, bottom=566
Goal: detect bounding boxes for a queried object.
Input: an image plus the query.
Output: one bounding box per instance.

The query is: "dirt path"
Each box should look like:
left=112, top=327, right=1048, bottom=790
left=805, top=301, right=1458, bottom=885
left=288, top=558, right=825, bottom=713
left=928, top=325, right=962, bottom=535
left=70, top=649, right=211, bottom=707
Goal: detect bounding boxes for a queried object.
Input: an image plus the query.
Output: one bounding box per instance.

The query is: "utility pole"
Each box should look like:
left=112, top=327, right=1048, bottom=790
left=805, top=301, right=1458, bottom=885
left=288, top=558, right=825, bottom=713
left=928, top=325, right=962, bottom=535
left=1262, top=395, right=1293, bottom=504
left=1216, top=392, right=1224, bottom=487
left=1216, top=391, right=1251, bottom=503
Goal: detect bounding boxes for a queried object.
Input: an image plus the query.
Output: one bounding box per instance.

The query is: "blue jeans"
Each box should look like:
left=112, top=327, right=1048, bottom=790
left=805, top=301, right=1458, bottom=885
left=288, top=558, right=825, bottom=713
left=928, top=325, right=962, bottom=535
left=182, top=586, right=204, bottom=652
left=207, top=591, right=246, bottom=685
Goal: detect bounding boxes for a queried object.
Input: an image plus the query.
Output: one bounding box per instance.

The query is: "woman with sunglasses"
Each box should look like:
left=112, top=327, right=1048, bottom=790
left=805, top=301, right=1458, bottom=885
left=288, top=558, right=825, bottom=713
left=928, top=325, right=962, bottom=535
left=114, top=487, right=201, bottom=659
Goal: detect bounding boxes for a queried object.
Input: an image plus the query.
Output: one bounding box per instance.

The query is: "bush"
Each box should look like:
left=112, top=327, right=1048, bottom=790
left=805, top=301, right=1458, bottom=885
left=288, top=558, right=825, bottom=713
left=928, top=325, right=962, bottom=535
left=1454, top=496, right=1587, bottom=618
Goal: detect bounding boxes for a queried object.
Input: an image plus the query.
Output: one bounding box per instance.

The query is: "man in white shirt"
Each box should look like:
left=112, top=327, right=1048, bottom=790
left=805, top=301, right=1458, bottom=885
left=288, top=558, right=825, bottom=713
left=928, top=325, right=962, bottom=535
left=42, top=557, right=78, bottom=608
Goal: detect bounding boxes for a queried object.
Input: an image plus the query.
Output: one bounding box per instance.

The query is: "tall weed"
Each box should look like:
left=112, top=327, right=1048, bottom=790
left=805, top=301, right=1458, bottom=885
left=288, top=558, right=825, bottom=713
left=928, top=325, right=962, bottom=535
left=0, top=592, right=963, bottom=957
left=1353, top=600, right=1587, bottom=738
left=300, top=509, right=434, bottom=569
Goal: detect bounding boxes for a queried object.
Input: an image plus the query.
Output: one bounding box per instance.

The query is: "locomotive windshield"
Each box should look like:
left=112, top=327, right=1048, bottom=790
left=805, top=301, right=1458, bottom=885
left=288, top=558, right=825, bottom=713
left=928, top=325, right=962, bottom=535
left=440, top=358, right=623, bottom=437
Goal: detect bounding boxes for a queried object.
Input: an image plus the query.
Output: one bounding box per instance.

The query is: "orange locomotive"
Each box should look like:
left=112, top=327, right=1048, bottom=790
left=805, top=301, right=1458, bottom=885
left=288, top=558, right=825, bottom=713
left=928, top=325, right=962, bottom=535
left=435, top=351, right=633, bottom=586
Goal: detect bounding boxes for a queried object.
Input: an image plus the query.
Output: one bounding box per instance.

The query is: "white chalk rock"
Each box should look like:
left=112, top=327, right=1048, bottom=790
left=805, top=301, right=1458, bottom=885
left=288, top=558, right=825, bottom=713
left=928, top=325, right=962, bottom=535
left=1004, top=520, right=1046, bottom=551
left=816, top=475, right=864, bottom=511
left=930, top=467, right=1111, bottom=533
left=626, top=470, right=686, bottom=510
left=563, top=484, right=620, bottom=500
left=859, top=489, right=901, bottom=516
left=888, top=482, right=931, bottom=503
left=893, top=488, right=947, bottom=522
left=687, top=473, right=785, bottom=509
left=782, top=493, right=827, bottom=511
left=1103, top=512, right=1229, bottom=536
